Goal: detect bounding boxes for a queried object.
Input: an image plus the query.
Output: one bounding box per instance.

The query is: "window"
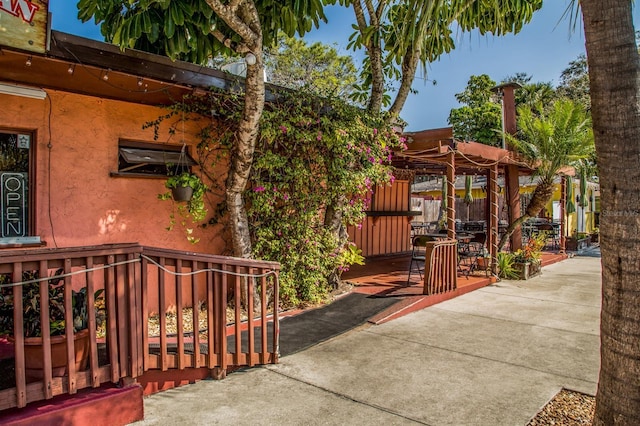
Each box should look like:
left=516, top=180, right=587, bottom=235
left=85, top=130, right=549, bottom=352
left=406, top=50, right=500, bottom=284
left=0, top=130, right=38, bottom=244
left=114, top=140, right=196, bottom=178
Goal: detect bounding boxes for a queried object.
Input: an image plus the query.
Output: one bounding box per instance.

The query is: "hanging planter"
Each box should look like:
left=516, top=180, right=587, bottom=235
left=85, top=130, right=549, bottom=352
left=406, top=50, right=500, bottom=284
left=171, top=184, right=194, bottom=202
left=163, top=172, right=208, bottom=223
left=463, top=175, right=474, bottom=205
left=438, top=176, right=448, bottom=229
left=165, top=172, right=204, bottom=202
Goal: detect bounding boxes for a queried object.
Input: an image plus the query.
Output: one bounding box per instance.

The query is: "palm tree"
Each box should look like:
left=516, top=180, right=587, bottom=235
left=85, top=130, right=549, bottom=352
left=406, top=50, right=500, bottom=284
left=579, top=1, right=640, bottom=423
left=498, top=99, right=594, bottom=250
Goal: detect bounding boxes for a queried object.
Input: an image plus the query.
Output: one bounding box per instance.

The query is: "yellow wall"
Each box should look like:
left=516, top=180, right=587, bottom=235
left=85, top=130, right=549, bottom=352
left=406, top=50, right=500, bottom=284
left=417, top=180, right=599, bottom=235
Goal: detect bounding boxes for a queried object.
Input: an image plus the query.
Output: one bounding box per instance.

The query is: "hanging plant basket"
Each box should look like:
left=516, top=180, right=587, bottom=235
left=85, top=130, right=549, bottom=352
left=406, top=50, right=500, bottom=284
left=171, top=185, right=194, bottom=202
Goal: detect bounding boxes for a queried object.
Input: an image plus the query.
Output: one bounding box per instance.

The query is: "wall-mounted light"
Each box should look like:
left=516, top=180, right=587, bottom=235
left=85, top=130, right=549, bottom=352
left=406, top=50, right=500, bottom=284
left=0, top=83, right=47, bottom=99
left=25, top=56, right=32, bottom=66
left=67, top=64, right=75, bottom=75
left=244, top=52, right=256, bottom=66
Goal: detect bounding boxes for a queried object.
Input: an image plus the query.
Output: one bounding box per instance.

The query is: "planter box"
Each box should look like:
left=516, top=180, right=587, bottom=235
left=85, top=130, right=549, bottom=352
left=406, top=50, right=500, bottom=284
left=566, top=236, right=591, bottom=251
left=22, top=329, right=90, bottom=380
left=512, top=261, right=541, bottom=280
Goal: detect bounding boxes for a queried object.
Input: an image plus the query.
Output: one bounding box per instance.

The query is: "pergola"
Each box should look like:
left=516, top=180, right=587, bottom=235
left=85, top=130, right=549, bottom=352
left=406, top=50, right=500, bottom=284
left=393, top=127, right=562, bottom=272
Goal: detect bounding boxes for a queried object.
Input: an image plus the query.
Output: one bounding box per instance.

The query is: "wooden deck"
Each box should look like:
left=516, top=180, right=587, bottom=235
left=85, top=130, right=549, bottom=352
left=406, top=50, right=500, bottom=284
left=341, top=251, right=567, bottom=324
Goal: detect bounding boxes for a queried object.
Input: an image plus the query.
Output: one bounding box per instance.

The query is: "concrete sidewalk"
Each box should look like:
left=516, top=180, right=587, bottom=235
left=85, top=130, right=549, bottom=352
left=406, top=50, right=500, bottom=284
left=134, top=256, right=601, bottom=425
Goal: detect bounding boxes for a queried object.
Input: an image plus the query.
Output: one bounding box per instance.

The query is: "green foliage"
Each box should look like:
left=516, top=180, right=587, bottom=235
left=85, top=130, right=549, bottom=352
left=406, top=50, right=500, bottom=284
left=247, top=91, right=402, bottom=307
left=78, top=0, right=331, bottom=64
left=448, top=74, right=503, bottom=146
left=149, top=88, right=402, bottom=308
left=507, top=100, right=594, bottom=183
left=344, top=0, right=542, bottom=111
left=555, top=54, right=590, bottom=110
left=0, top=271, right=104, bottom=337
left=265, top=34, right=359, bottom=99
left=496, top=252, right=518, bottom=279
left=159, top=171, right=208, bottom=243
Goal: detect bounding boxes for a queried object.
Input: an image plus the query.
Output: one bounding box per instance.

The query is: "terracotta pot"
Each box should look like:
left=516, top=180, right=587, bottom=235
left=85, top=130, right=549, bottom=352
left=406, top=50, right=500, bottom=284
left=171, top=185, right=193, bottom=202
left=22, top=329, right=90, bottom=380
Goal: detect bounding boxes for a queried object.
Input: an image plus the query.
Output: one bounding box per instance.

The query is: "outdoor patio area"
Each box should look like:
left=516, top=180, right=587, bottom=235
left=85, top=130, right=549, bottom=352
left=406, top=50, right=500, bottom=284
left=341, top=251, right=568, bottom=324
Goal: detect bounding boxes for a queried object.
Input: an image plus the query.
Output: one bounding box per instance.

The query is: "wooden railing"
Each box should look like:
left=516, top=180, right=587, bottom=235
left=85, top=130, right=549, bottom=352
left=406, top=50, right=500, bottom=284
left=422, top=239, right=458, bottom=295
left=140, top=247, right=280, bottom=378
left=0, top=244, right=280, bottom=411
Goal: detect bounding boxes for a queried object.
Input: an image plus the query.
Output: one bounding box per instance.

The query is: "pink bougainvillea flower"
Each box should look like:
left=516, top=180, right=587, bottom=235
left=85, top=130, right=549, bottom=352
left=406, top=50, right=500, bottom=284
left=279, top=125, right=287, bottom=134
left=253, top=186, right=265, bottom=192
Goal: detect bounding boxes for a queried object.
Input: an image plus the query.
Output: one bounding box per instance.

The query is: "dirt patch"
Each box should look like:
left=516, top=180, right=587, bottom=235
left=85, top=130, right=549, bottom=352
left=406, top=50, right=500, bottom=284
left=527, top=388, right=595, bottom=425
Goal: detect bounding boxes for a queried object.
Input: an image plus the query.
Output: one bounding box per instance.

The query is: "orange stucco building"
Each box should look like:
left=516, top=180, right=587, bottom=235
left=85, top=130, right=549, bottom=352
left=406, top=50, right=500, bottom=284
left=0, top=31, right=235, bottom=254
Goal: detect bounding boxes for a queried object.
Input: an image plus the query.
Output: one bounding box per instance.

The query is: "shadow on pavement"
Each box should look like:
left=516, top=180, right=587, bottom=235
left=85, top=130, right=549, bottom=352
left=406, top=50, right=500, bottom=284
left=278, top=292, right=397, bottom=357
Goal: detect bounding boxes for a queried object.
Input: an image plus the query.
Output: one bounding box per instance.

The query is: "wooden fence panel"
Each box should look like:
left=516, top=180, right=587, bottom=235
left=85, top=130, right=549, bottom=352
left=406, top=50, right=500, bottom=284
left=0, top=244, right=280, bottom=412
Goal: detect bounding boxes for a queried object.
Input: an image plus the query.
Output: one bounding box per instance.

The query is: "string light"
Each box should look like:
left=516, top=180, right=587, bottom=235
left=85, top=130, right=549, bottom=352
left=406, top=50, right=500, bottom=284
left=102, top=69, right=110, bottom=81
left=25, top=56, right=32, bottom=66
left=137, top=77, right=144, bottom=87
left=67, top=64, right=75, bottom=75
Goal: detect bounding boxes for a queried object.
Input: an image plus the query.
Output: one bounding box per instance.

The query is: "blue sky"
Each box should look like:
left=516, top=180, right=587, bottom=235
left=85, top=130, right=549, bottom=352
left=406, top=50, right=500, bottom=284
left=49, top=2, right=638, bottom=131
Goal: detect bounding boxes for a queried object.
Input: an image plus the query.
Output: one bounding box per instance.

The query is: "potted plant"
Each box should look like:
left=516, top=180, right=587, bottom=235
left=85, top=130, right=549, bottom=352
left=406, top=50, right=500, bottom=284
left=590, top=228, right=599, bottom=243
left=161, top=172, right=208, bottom=224
left=510, top=232, right=545, bottom=280
left=475, top=248, right=491, bottom=274
left=0, top=270, right=103, bottom=380
left=165, top=172, right=204, bottom=202
left=566, top=231, right=592, bottom=251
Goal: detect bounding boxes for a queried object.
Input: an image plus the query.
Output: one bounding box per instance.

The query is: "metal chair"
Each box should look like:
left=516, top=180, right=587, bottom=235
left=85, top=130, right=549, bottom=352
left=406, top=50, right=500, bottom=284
left=407, top=235, right=436, bottom=285
left=458, top=232, right=487, bottom=276
left=535, top=223, right=558, bottom=249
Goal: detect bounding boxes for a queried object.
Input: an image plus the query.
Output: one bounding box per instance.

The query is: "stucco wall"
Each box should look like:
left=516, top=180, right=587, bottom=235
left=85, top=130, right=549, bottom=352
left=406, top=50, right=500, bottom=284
left=1, top=90, right=227, bottom=253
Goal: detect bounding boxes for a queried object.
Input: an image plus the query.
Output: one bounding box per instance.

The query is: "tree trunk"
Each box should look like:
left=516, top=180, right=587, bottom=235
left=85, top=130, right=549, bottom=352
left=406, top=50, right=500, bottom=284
left=581, top=1, right=640, bottom=424
left=225, top=51, right=264, bottom=258
left=204, top=2, right=264, bottom=259
left=497, top=178, right=554, bottom=250
left=352, top=0, right=385, bottom=113
left=324, top=195, right=349, bottom=289
left=388, top=46, right=421, bottom=118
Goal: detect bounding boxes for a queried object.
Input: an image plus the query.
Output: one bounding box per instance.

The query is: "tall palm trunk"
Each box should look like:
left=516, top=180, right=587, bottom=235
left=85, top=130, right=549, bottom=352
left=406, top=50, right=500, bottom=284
left=497, top=177, right=554, bottom=250
left=581, top=1, right=640, bottom=424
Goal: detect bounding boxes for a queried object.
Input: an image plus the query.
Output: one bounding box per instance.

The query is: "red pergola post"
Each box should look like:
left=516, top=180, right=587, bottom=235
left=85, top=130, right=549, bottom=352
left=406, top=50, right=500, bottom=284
left=446, top=150, right=456, bottom=239
left=560, top=175, right=567, bottom=253
left=488, top=164, right=499, bottom=274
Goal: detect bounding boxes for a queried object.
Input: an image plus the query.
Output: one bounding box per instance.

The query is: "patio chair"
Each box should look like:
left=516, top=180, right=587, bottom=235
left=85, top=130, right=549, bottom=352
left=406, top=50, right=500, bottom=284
left=407, top=235, right=436, bottom=285
left=458, top=232, right=487, bottom=277
left=536, top=223, right=559, bottom=250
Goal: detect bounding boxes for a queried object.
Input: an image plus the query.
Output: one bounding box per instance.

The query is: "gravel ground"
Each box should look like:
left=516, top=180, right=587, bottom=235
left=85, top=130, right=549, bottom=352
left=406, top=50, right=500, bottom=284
left=527, top=389, right=595, bottom=425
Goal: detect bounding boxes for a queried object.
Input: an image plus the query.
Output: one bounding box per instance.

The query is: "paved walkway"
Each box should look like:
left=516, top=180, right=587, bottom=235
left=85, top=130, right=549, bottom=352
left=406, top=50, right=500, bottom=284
left=134, top=255, right=602, bottom=425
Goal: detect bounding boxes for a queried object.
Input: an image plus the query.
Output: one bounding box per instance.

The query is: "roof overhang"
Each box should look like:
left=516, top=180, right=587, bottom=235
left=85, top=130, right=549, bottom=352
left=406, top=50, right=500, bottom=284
left=393, top=127, right=535, bottom=175
left=0, top=31, right=278, bottom=105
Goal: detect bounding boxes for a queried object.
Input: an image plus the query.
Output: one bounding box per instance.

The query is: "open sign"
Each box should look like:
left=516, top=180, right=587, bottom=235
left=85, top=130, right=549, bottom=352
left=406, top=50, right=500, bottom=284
left=1, top=173, right=27, bottom=237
